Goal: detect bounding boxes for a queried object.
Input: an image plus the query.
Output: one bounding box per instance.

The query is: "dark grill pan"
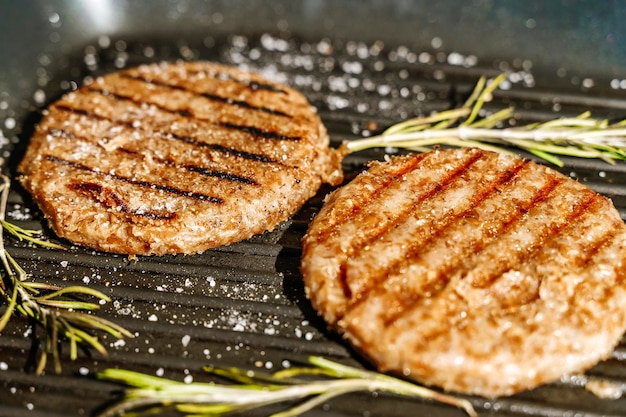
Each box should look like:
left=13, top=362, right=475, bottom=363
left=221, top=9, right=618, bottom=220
left=2, top=1, right=626, bottom=416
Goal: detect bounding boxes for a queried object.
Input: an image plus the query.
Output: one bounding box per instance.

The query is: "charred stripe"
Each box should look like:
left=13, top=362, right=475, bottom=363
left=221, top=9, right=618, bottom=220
left=182, top=164, right=257, bottom=185
left=338, top=150, right=485, bottom=303
left=183, top=68, right=288, bottom=94
left=160, top=132, right=278, bottom=163
left=50, top=104, right=280, bottom=164
left=205, top=143, right=276, bottom=163
left=46, top=155, right=224, bottom=204
left=120, top=74, right=292, bottom=117
left=313, top=153, right=430, bottom=244
left=84, top=88, right=298, bottom=145
left=219, top=122, right=300, bottom=141
left=69, top=182, right=177, bottom=220
left=376, top=173, right=565, bottom=326
left=43, top=128, right=259, bottom=186
left=383, top=190, right=603, bottom=342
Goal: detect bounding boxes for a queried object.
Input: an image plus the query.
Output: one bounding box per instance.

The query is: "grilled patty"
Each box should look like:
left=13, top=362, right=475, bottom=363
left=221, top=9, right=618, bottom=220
left=18, top=61, right=343, bottom=255
left=301, top=148, right=626, bottom=397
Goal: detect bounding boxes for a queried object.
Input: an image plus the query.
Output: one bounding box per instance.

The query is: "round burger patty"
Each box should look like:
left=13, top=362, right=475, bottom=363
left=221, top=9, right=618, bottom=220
left=301, top=148, right=626, bottom=397
left=19, top=61, right=343, bottom=255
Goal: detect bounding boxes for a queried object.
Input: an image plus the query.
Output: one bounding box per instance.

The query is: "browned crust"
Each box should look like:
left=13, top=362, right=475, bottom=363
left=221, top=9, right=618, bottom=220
left=301, top=148, right=626, bottom=397
left=19, top=61, right=343, bottom=255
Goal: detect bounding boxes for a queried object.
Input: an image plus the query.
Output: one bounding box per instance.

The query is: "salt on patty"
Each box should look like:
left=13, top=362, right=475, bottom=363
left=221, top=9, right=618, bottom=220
left=19, top=61, right=343, bottom=256
left=301, top=148, right=626, bottom=397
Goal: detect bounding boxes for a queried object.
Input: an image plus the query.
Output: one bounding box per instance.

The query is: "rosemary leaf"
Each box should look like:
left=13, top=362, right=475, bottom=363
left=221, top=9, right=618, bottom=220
left=19, top=281, right=62, bottom=292
left=35, top=285, right=111, bottom=303
left=270, top=386, right=359, bottom=417
left=35, top=349, right=48, bottom=376
left=96, top=357, right=477, bottom=417
left=462, top=73, right=506, bottom=126
left=0, top=174, right=130, bottom=374
left=383, top=107, right=470, bottom=135
left=65, top=322, right=78, bottom=360
left=61, top=312, right=134, bottom=339
left=346, top=74, right=626, bottom=166
left=35, top=299, right=101, bottom=310
left=0, top=219, right=65, bottom=250
left=526, top=148, right=565, bottom=167
left=0, top=280, right=18, bottom=329
left=100, top=368, right=181, bottom=388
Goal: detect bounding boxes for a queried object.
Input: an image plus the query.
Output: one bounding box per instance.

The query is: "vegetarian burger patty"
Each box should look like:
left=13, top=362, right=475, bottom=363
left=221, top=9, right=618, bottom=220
left=301, top=148, right=626, bottom=397
left=19, top=61, right=343, bottom=255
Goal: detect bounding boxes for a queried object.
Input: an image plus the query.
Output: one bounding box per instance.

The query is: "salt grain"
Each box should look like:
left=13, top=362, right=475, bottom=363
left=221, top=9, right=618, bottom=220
left=48, top=12, right=60, bottom=24
left=112, top=339, right=126, bottom=348
left=431, top=37, right=443, bottom=49
left=33, top=89, right=46, bottom=105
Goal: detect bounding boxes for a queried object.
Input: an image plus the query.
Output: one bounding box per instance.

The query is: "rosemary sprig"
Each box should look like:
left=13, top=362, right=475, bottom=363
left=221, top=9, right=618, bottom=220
left=0, top=175, right=132, bottom=374
left=347, top=73, right=626, bottom=167
left=96, top=355, right=477, bottom=417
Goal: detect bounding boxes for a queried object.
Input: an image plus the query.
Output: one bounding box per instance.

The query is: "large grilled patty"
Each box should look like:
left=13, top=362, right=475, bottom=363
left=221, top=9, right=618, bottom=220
left=301, top=148, right=626, bottom=397
left=18, top=61, right=343, bottom=255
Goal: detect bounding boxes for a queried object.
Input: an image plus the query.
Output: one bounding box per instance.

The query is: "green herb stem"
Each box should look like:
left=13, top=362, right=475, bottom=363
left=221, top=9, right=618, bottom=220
left=346, top=75, right=626, bottom=167
left=97, top=356, right=477, bottom=417
left=0, top=174, right=131, bottom=374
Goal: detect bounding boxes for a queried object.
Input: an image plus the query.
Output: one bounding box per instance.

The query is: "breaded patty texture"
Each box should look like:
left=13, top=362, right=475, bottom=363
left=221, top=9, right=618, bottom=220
left=19, top=61, right=343, bottom=255
left=301, top=148, right=626, bottom=397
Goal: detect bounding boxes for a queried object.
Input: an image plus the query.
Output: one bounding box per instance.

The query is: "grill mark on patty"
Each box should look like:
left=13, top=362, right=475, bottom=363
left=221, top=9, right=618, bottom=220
left=572, top=221, right=620, bottom=269
left=356, top=151, right=489, bottom=253
left=51, top=104, right=281, bottom=164
left=312, top=153, right=430, bottom=244
left=81, top=88, right=300, bottom=142
left=219, top=122, right=300, bottom=141
left=337, top=150, right=486, bottom=301
left=55, top=104, right=107, bottom=121
left=202, top=143, right=276, bottom=163
left=513, top=199, right=619, bottom=283
left=462, top=185, right=599, bottom=292
left=44, top=128, right=260, bottom=186
left=120, top=73, right=292, bottom=117
left=382, top=181, right=599, bottom=330
left=45, top=155, right=224, bottom=204
left=247, top=80, right=287, bottom=93
left=525, top=194, right=609, bottom=269
left=342, top=160, right=562, bottom=322
left=183, top=68, right=288, bottom=93
left=375, top=177, right=568, bottom=327
left=380, top=191, right=605, bottom=344
left=69, top=182, right=177, bottom=220
left=179, top=163, right=258, bottom=185
left=117, top=147, right=260, bottom=186
left=161, top=131, right=282, bottom=163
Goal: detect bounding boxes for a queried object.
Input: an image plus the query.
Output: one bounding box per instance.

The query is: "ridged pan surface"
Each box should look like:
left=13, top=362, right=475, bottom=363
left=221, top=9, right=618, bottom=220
left=1, top=32, right=626, bottom=417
